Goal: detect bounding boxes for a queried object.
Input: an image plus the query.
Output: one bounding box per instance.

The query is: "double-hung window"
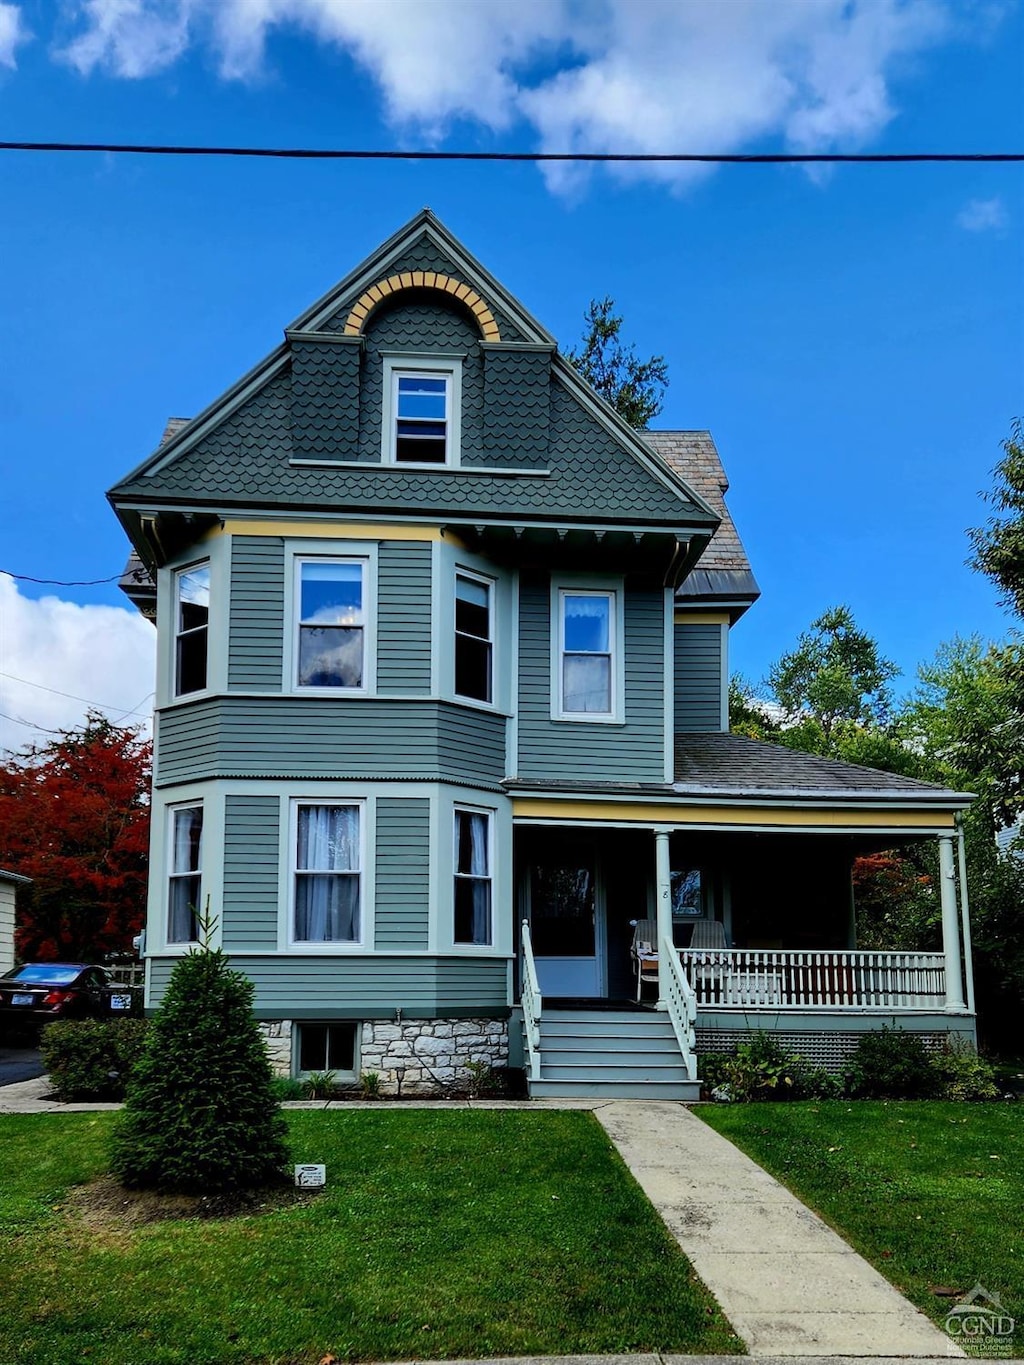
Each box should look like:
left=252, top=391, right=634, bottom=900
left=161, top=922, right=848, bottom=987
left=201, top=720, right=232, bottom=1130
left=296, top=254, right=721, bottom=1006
left=293, top=803, right=362, bottom=944
left=454, top=808, right=492, bottom=946
left=173, top=562, right=209, bottom=696
left=455, top=572, right=493, bottom=703
left=558, top=590, right=615, bottom=717
left=168, top=804, right=203, bottom=944
left=296, top=559, right=366, bottom=689
left=394, top=372, right=449, bottom=463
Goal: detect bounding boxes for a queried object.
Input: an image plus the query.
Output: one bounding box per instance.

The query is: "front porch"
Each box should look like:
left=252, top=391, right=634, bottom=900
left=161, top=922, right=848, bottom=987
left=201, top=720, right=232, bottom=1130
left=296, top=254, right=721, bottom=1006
left=513, top=813, right=976, bottom=1094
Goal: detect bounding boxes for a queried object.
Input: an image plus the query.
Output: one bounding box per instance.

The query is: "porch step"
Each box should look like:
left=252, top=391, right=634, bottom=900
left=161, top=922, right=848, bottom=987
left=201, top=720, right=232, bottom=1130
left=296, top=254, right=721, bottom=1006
left=530, top=1078, right=701, bottom=1101
left=527, top=1008, right=699, bottom=1100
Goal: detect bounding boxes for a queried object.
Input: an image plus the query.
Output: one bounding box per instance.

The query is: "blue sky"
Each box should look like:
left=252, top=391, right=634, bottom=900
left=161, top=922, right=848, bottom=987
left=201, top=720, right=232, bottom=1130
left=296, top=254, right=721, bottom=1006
left=0, top=0, right=1021, bottom=751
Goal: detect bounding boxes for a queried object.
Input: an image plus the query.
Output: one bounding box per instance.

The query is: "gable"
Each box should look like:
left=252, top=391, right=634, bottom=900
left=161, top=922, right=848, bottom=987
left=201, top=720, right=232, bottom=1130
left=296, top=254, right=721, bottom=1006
left=109, top=211, right=717, bottom=538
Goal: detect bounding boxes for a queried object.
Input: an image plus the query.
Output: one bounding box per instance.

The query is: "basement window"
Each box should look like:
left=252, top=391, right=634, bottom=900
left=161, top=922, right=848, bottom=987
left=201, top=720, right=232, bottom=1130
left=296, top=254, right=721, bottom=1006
left=296, top=1021, right=358, bottom=1077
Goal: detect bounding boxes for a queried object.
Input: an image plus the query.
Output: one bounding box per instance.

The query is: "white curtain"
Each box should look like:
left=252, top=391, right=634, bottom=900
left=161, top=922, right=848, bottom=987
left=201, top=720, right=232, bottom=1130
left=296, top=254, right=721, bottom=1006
left=168, top=807, right=202, bottom=943
left=295, top=805, right=360, bottom=942
left=455, top=811, right=491, bottom=945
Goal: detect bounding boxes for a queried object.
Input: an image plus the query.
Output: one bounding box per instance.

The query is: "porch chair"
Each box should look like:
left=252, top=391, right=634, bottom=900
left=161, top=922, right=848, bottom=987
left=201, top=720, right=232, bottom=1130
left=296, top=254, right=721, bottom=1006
left=689, top=919, right=728, bottom=950
left=630, top=918, right=660, bottom=1001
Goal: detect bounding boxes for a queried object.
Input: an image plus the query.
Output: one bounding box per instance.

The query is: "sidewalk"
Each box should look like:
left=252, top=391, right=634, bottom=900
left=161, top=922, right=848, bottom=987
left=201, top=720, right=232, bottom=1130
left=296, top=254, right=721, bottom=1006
left=595, top=1104, right=962, bottom=1358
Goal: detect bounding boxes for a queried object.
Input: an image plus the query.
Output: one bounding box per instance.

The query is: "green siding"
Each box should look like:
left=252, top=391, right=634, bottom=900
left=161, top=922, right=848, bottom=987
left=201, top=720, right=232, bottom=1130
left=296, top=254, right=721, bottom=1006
left=223, top=795, right=280, bottom=949
left=289, top=337, right=360, bottom=461
left=674, top=623, right=723, bottom=733
left=374, top=797, right=430, bottom=950
left=482, top=346, right=551, bottom=468
left=148, top=954, right=510, bottom=1016
left=517, top=575, right=666, bottom=782
left=228, top=537, right=285, bottom=690
left=155, top=698, right=506, bottom=786
left=377, top=541, right=432, bottom=693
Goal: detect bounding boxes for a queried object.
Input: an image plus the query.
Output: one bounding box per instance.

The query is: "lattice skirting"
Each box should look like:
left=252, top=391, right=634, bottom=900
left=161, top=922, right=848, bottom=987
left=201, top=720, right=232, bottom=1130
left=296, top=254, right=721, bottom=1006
left=695, top=1027, right=951, bottom=1072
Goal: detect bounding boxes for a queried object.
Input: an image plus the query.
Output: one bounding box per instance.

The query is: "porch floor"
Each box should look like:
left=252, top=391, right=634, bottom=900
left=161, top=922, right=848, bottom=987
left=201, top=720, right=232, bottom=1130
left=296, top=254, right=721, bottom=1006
left=544, top=997, right=657, bottom=1012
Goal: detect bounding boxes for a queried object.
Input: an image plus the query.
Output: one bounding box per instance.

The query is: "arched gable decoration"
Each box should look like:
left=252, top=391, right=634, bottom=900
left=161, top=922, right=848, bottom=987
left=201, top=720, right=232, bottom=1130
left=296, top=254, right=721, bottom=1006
left=343, top=272, right=501, bottom=341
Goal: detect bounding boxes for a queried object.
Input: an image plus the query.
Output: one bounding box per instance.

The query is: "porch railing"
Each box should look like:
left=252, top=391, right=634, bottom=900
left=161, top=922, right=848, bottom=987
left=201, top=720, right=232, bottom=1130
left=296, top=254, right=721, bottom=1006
left=106, top=964, right=144, bottom=988
left=679, top=948, right=947, bottom=1011
left=520, top=919, right=543, bottom=1082
left=662, top=935, right=698, bottom=1076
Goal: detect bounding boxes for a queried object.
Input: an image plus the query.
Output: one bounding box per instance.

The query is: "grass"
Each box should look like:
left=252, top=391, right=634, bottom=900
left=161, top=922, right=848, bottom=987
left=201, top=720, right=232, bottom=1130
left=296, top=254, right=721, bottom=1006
left=0, top=1109, right=738, bottom=1365
left=700, top=1101, right=1024, bottom=1352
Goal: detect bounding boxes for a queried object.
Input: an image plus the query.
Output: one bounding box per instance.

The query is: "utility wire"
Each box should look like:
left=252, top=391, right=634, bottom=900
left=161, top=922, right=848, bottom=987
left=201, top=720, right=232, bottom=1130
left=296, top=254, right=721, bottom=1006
left=0, top=672, right=154, bottom=719
left=2, top=569, right=123, bottom=586
left=0, top=142, right=1022, bottom=163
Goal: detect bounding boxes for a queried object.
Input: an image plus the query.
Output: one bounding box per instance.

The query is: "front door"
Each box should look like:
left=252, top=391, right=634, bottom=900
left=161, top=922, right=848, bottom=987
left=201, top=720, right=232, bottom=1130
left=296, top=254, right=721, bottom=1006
left=529, top=847, right=603, bottom=997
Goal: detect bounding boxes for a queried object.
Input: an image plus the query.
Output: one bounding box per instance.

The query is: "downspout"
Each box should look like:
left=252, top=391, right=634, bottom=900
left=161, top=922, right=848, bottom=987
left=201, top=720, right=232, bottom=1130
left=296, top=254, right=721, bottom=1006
left=955, top=813, right=976, bottom=1016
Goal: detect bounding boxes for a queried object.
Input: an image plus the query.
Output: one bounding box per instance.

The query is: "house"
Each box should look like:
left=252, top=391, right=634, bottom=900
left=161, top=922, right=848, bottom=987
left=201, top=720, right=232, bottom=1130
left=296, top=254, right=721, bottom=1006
left=0, top=868, right=30, bottom=976
left=109, top=211, right=976, bottom=1098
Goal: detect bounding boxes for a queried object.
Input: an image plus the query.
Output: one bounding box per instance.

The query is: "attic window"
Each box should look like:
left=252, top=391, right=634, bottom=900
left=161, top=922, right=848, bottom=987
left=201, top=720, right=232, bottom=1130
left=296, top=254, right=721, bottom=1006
left=383, top=357, right=461, bottom=466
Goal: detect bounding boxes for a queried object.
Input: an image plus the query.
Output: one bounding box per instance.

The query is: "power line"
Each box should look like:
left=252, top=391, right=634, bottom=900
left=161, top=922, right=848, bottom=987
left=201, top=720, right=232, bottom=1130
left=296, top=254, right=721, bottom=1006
left=0, top=142, right=1022, bottom=163
left=1, top=568, right=123, bottom=586
left=0, top=672, right=154, bottom=719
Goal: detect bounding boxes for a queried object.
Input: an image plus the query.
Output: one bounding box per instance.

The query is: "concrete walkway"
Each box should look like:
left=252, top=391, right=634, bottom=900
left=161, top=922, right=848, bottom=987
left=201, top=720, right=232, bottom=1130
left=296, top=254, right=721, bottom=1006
left=595, top=1103, right=962, bottom=1359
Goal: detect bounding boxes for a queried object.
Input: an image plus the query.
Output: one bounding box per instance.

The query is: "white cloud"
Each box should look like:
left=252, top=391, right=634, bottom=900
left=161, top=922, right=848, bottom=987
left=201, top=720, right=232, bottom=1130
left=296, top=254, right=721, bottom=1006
left=0, top=575, right=156, bottom=758
left=956, top=195, right=1009, bottom=232
left=54, top=0, right=963, bottom=189
left=0, top=4, right=29, bottom=69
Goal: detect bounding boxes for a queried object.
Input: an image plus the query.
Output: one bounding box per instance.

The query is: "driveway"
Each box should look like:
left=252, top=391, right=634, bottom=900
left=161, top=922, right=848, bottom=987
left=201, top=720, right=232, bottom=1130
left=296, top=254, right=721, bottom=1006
left=0, top=1045, right=44, bottom=1087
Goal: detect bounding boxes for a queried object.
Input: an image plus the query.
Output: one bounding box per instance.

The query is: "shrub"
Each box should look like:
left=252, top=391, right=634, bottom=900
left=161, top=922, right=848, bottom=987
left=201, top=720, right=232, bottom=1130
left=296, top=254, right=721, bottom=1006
left=930, top=1036, right=1001, bottom=1101
left=270, top=1076, right=305, bottom=1102
left=110, top=943, right=290, bottom=1192
left=40, top=1018, right=149, bottom=1101
left=303, top=1070, right=339, bottom=1100
left=849, top=1027, right=939, bottom=1099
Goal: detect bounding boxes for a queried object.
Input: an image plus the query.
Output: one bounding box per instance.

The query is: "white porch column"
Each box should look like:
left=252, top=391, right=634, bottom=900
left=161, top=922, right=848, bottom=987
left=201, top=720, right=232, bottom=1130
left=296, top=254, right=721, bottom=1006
left=655, top=828, right=672, bottom=1010
left=938, top=834, right=966, bottom=1013
left=956, top=817, right=977, bottom=1015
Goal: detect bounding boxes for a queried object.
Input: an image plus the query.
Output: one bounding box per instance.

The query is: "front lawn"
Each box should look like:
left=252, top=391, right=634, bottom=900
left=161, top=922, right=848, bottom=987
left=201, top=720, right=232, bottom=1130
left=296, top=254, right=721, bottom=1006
left=700, top=1101, right=1023, bottom=1352
left=0, top=1109, right=738, bottom=1365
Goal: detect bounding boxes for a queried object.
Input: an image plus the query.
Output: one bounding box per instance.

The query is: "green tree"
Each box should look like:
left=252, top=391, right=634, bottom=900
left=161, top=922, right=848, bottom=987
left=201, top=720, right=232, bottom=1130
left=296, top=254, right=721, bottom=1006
left=566, top=297, right=668, bottom=429
left=970, top=418, right=1024, bottom=616
left=767, top=605, right=900, bottom=747
left=727, top=674, right=780, bottom=740
left=111, top=916, right=289, bottom=1193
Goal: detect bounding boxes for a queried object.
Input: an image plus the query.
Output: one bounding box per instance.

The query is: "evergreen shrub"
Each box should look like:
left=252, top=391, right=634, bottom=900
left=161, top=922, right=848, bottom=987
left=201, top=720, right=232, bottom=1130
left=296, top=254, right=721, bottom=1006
left=110, top=945, right=289, bottom=1192
left=41, top=1018, right=149, bottom=1100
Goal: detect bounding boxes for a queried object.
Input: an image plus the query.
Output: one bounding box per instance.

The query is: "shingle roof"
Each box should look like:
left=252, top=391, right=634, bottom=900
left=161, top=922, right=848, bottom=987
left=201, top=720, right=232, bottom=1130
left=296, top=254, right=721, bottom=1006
left=644, top=431, right=751, bottom=573
left=673, top=732, right=970, bottom=801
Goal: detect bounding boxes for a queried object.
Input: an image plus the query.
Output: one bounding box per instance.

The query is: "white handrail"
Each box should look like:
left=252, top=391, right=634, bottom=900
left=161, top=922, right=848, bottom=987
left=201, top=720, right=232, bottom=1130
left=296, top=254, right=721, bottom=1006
left=520, top=919, right=543, bottom=1082
left=661, top=935, right=698, bottom=1078
left=679, top=948, right=947, bottom=1010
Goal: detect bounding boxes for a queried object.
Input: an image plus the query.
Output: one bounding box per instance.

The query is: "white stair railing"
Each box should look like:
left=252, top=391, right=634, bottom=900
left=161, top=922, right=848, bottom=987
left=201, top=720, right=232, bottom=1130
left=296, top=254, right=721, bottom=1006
left=520, top=919, right=543, bottom=1082
left=661, top=935, right=698, bottom=1079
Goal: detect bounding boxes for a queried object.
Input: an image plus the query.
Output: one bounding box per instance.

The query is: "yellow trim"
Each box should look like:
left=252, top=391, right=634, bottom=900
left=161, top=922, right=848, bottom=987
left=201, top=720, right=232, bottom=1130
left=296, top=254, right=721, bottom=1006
left=219, top=520, right=444, bottom=542
left=342, top=272, right=501, bottom=341
left=511, top=797, right=956, bottom=831
left=674, top=611, right=730, bottom=625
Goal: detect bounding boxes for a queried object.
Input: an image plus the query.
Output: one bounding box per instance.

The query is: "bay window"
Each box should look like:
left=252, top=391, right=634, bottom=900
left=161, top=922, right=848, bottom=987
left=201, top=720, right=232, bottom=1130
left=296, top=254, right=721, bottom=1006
left=296, top=558, right=366, bottom=689
left=173, top=562, right=209, bottom=696
left=454, top=807, right=492, bottom=946
left=293, top=802, right=362, bottom=943
left=455, top=572, right=493, bottom=703
left=168, top=804, right=203, bottom=944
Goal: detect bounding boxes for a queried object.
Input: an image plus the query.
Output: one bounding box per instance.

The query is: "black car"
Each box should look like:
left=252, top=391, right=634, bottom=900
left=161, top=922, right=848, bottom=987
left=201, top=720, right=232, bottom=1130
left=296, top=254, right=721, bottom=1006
left=0, top=963, right=134, bottom=1030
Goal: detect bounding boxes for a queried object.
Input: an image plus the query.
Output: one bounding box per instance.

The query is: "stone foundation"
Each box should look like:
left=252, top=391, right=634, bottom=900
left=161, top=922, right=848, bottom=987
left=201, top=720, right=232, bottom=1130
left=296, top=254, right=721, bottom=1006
left=361, top=1018, right=509, bottom=1094
left=258, top=1020, right=294, bottom=1077
left=257, top=1016, right=509, bottom=1092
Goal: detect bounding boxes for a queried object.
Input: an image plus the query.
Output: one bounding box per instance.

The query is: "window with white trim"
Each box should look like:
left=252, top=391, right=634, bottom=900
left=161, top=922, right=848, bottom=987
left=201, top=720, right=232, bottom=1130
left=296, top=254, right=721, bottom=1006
left=173, top=562, right=209, bottom=696
left=168, top=804, right=203, bottom=944
left=558, top=590, right=615, bottom=716
left=293, top=803, right=362, bottom=943
left=295, top=558, right=366, bottom=689
left=455, top=572, right=493, bottom=703
left=454, top=807, right=492, bottom=946
left=394, top=371, right=449, bottom=463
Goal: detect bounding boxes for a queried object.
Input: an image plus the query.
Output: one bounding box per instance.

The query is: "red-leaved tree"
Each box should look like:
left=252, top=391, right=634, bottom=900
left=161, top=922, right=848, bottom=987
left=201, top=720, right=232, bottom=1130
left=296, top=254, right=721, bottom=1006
left=0, top=713, right=151, bottom=961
